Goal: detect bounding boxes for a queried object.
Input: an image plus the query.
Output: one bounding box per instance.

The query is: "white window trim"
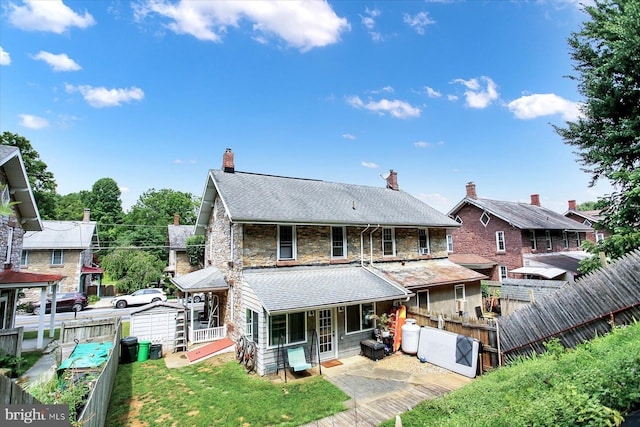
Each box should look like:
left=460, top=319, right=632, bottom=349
left=345, top=302, right=375, bottom=335
left=455, top=284, right=466, bottom=301
left=575, top=232, right=581, bottom=248
left=5, top=227, right=13, bottom=263
left=1, top=186, right=10, bottom=205
left=499, top=265, right=508, bottom=282
left=545, top=230, right=552, bottom=250
left=418, top=228, right=430, bottom=255
left=268, top=312, right=307, bottom=348
left=446, top=234, right=453, bottom=253
left=583, top=219, right=592, bottom=227
left=530, top=230, right=537, bottom=251
left=21, top=250, right=28, bottom=266
left=496, top=231, right=505, bottom=252
left=455, top=215, right=463, bottom=224
left=51, top=249, right=64, bottom=265
left=277, top=225, right=296, bottom=260
left=330, top=226, right=347, bottom=259
left=563, top=231, right=569, bottom=249
left=480, top=212, right=490, bottom=227
left=417, top=290, right=430, bottom=311
left=382, top=227, right=396, bottom=257
left=596, top=233, right=605, bottom=243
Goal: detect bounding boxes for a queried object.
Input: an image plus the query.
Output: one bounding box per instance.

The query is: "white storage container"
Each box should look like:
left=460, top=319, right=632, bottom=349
left=401, top=318, right=420, bottom=354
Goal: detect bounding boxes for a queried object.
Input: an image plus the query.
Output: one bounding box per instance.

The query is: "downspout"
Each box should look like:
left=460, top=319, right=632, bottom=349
left=360, top=225, right=371, bottom=267
left=230, top=222, right=236, bottom=327
left=369, top=225, right=380, bottom=266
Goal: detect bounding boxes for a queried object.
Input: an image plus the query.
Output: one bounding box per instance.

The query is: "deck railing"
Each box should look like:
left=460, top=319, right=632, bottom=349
left=190, top=325, right=227, bottom=344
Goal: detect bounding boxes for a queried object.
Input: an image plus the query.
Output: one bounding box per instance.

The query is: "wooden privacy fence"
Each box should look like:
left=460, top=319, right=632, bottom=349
left=0, top=373, right=41, bottom=405
left=407, top=307, right=499, bottom=371
left=60, top=317, right=122, bottom=427
left=498, top=249, right=640, bottom=362
left=0, top=327, right=23, bottom=358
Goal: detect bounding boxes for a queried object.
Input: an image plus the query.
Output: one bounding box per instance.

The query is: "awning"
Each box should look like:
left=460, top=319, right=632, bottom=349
left=170, top=267, right=228, bottom=293
left=0, top=270, right=65, bottom=288
left=244, top=265, right=412, bottom=314
left=510, top=266, right=567, bottom=279
left=81, top=266, right=104, bottom=274
left=374, top=259, right=487, bottom=290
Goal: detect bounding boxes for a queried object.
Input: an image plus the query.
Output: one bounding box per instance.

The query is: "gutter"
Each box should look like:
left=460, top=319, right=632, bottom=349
left=369, top=225, right=380, bottom=265
left=360, top=225, right=371, bottom=267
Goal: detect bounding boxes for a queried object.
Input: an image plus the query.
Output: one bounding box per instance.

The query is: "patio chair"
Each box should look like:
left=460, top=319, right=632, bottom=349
left=287, top=347, right=312, bottom=372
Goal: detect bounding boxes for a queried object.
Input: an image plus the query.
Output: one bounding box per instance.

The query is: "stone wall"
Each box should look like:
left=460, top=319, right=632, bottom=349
left=22, top=249, right=82, bottom=297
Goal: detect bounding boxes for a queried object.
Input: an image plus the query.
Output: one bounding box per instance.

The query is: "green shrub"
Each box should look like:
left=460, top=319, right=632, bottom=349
left=87, top=295, right=100, bottom=304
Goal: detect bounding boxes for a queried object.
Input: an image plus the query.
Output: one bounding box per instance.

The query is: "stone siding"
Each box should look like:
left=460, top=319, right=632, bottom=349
left=22, top=249, right=82, bottom=297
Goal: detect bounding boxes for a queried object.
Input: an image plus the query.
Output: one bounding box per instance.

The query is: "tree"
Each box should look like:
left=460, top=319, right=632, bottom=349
left=101, top=249, right=164, bottom=293
left=88, top=178, right=124, bottom=248
left=0, top=132, right=58, bottom=219
left=186, top=235, right=205, bottom=268
left=554, top=0, right=640, bottom=264
left=56, top=191, right=91, bottom=220
left=577, top=201, right=597, bottom=211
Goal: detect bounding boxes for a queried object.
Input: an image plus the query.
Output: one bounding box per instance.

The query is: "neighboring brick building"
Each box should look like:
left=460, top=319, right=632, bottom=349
left=186, top=149, right=483, bottom=376
left=563, top=200, right=611, bottom=244
left=448, top=182, right=593, bottom=283
left=22, top=209, right=101, bottom=297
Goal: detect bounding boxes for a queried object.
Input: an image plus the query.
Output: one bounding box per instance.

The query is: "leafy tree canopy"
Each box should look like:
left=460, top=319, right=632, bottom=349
left=101, top=249, right=164, bottom=293
left=577, top=201, right=598, bottom=211
left=0, top=132, right=57, bottom=219
left=56, top=191, right=91, bottom=221
left=186, top=235, right=205, bottom=267
left=555, top=0, right=640, bottom=266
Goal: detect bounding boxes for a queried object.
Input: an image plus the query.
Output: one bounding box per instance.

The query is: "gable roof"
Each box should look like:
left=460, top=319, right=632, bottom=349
left=170, top=266, right=228, bottom=293
left=196, top=169, right=459, bottom=233
left=564, top=209, right=603, bottom=224
left=23, top=220, right=98, bottom=250
left=168, top=225, right=195, bottom=250
left=449, top=197, right=593, bottom=232
left=0, top=145, right=42, bottom=231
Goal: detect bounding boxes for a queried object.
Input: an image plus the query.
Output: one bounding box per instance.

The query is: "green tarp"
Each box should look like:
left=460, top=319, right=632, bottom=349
left=57, top=342, right=113, bottom=376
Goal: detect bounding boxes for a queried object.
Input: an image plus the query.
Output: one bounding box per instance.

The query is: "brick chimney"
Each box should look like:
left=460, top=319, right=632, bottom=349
left=568, top=200, right=577, bottom=211
left=386, top=169, right=398, bottom=191
left=83, top=208, right=90, bottom=222
left=222, top=148, right=235, bottom=173
left=465, top=182, right=477, bottom=199
left=531, top=194, right=540, bottom=207
left=174, top=214, right=179, bottom=226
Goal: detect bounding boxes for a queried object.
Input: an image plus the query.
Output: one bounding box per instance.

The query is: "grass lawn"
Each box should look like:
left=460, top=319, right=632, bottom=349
left=106, top=354, right=349, bottom=427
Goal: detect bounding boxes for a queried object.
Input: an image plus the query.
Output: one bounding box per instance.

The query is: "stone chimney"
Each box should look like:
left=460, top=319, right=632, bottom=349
left=83, top=208, right=90, bottom=222
left=222, top=148, right=235, bottom=173
left=568, top=200, right=577, bottom=211
left=465, top=182, right=477, bottom=199
left=174, top=214, right=179, bottom=226
left=531, top=194, right=540, bottom=207
left=386, top=170, right=399, bottom=191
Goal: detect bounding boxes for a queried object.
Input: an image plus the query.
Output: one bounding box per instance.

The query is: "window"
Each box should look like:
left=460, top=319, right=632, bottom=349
left=496, top=231, right=505, bottom=252
left=575, top=232, right=581, bottom=248
left=1, top=185, right=9, bottom=205
left=269, top=312, right=305, bottom=346
left=446, top=234, right=453, bottom=253
left=417, top=290, right=430, bottom=311
left=530, top=230, right=537, bottom=250
left=51, top=249, right=64, bottom=265
left=0, top=296, right=7, bottom=329
left=480, top=212, right=490, bottom=226
left=278, top=225, right=296, bottom=260
left=246, top=309, right=259, bottom=343
left=563, top=231, right=569, bottom=249
left=455, top=284, right=466, bottom=301
left=382, top=228, right=395, bottom=256
left=583, top=219, right=592, bottom=227
left=346, top=303, right=374, bottom=333
left=5, top=227, right=13, bottom=263
left=545, top=230, right=552, bottom=250
left=20, top=250, right=28, bottom=266
left=455, top=215, right=463, bottom=224
left=596, top=233, right=605, bottom=243
left=418, top=229, right=429, bottom=255
left=331, top=226, right=346, bottom=258
left=499, top=265, right=508, bottom=281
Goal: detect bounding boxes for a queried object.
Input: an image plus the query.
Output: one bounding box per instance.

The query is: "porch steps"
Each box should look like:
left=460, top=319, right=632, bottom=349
left=186, top=337, right=234, bottom=364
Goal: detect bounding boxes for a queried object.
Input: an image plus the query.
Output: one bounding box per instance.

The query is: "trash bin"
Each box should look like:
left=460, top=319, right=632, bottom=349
left=138, top=340, right=151, bottom=362
left=120, top=336, right=138, bottom=364
left=149, top=343, right=162, bottom=360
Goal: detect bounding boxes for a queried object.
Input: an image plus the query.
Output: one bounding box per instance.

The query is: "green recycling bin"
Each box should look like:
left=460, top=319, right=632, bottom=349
left=137, top=341, right=151, bottom=362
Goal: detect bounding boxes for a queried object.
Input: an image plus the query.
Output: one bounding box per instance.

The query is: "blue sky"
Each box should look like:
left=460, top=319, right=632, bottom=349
left=0, top=0, right=612, bottom=215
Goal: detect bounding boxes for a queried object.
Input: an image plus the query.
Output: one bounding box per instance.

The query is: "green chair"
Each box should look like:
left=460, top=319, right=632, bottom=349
left=287, top=347, right=312, bottom=372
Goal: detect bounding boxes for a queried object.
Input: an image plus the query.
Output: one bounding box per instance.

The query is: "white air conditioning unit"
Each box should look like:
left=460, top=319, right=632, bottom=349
left=420, top=247, right=429, bottom=255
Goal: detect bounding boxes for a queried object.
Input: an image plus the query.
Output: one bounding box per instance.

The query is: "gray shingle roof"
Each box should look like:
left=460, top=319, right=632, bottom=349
left=500, top=278, right=568, bottom=302
left=450, top=197, right=593, bottom=231
left=23, top=220, right=98, bottom=249
left=198, top=169, right=459, bottom=229
left=244, top=265, right=411, bottom=313
left=168, top=225, right=195, bottom=250
left=170, top=267, right=228, bottom=292
left=0, top=145, right=41, bottom=231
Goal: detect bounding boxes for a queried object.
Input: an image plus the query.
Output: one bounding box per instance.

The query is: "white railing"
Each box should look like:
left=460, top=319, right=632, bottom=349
left=190, top=325, right=227, bottom=344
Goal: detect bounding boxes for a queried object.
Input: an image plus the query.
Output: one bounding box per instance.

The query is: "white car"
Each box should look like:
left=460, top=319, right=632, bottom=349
left=112, top=288, right=167, bottom=309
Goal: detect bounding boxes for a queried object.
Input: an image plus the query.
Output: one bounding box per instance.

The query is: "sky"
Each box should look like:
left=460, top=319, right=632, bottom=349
left=0, top=0, right=613, bottom=215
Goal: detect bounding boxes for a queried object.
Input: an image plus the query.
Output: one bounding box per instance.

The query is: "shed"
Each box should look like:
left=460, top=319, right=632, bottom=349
left=129, top=302, right=185, bottom=354
left=500, top=278, right=568, bottom=316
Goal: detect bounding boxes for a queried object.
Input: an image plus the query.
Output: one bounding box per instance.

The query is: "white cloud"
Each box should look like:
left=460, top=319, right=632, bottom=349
left=414, top=141, right=443, bottom=148
left=360, top=7, right=379, bottom=30
left=361, top=161, right=379, bottom=169
left=18, top=114, right=49, bottom=129
left=8, top=0, right=95, bottom=33
left=0, top=46, right=11, bottom=65
left=174, top=159, right=196, bottom=164
left=65, top=84, right=144, bottom=108
left=346, top=96, right=421, bottom=119
left=403, top=11, right=435, bottom=35
left=342, top=133, right=356, bottom=140
left=369, top=86, right=394, bottom=94
left=33, top=51, right=81, bottom=71
left=416, top=192, right=450, bottom=213
left=507, top=93, right=582, bottom=121
left=447, top=94, right=458, bottom=101
left=424, top=86, right=441, bottom=98
left=134, top=0, right=350, bottom=52
left=451, top=76, right=499, bottom=108
left=120, top=186, right=130, bottom=193
left=369, top=32, right=384, bottom=43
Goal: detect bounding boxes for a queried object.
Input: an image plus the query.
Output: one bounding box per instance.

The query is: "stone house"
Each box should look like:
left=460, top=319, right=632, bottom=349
left=448, top=182, right=593, bottom=283
left=21, top=209, right=101, bottom=297
left=563, top=200, right=611, bottom=244
left=165, top=214, right=196, bottom=278
left=193, top=149, right=483, bottom=376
